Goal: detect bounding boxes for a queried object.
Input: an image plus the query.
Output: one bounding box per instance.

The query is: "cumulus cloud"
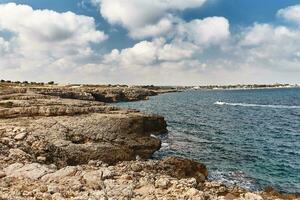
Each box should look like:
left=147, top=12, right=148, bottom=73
left=104, top=37, right=199, bottom=68
left=93, top=0, right=207, bottom=39
left=1, top=2, right=300, bottom=85
left=178, top=17, right=230, bottom=45
left=102, top=15, right=230, bottom=72
left=0, top=37, right=10, bottom=55
left=0, top=3, right=107, bottom=81
left=277, top=4, right=300, bottom=25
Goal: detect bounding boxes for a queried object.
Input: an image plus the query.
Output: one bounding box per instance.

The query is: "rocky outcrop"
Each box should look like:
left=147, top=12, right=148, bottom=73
left=29, top=86, right=158, bottom=102
left=0, top=91, right=167, bottom=168
left=1, top=158, right=297, bottom=200
left=0, top=85, right=298, bottom=200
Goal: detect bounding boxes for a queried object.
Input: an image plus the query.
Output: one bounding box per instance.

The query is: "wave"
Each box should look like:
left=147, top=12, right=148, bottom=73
left=214, top=101, right=300, bottom=109
left=209, top=170, right=259, bottom=191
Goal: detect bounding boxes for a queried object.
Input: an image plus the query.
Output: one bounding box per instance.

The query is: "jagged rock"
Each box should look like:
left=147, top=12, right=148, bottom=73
left=158, top=157, right=208, bottom=183
left=0, top=85, right=298, bottom=200
left=0, top=91, right=167, bottom=166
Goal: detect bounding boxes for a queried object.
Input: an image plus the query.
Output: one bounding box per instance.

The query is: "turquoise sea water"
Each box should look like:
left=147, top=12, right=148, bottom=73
left=116, top=88, right=300, bottom=193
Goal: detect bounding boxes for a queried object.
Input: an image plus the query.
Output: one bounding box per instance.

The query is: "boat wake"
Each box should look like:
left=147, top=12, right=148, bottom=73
left=214, top=101, right=300, bottom=109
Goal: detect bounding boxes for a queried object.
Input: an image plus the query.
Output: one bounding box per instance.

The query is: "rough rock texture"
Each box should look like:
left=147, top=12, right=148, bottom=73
left=1, top=158, right=298, bottom=200
left=22, top=86, right=162, bottom=102
left=0, top=85, right=299, bottom=200
left=0, top=89, right=167, bottom=168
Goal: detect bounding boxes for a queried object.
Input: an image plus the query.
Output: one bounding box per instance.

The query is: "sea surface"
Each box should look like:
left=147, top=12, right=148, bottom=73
left=116, top=88, right=300, bottom=193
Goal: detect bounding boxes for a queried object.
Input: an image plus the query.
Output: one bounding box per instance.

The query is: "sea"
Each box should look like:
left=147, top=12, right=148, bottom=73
left=116, top=88, right=300, bottom=193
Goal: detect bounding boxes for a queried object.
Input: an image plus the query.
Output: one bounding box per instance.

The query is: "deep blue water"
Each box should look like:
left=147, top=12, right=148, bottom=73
left=116, top=88, right=300, bottom=193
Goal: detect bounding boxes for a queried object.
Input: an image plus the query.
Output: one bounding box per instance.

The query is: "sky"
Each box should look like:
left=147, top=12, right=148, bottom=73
left=0, top=0, right=300, bottom=85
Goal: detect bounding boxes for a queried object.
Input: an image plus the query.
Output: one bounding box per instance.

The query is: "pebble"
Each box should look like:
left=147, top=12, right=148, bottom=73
left=48, top=184, right=60, bottom=194
left=155, top=177, right=170, bottom=189
left=37, top=156, right=46, bottom=162
left=14, top=132, right=27, bottom=140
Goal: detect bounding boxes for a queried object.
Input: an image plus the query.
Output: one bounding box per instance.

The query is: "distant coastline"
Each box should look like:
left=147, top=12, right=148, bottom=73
left=191, top=84, right=299, bottom=91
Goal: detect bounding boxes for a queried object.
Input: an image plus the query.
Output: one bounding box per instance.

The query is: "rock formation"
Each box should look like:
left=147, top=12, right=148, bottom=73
left=0, top=84, right=298, bottom=199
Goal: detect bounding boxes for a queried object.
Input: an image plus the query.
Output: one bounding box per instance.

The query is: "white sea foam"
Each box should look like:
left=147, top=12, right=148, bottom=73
left=214, top=101, right=300, bottom=109
left=209, top=170, right=258, bottom=191
left=160, top=142, right=170, bottom=150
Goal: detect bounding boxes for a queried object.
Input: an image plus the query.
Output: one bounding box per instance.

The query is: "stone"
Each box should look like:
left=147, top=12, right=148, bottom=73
left=159, top=157, right=208, bottom=183
left=51, top=193, right=64, bottom=200
left=155, top=177, right=170, bottom=189
left=47, top=184, right=60, bottom=194
left=101, top=168, right=114, bottom=179
left=4, top=163, right=51, bottom=180
left=37, top=156, right=47, bottom=162
left=41, top=166, right=78, bottom=182
left=83, top=170, right=103, bottom=189
left=1, top=85, right=298, bottom=200
left=243, top=193, right=263, bottom=200
left=14, top=132, right=27, bottom=140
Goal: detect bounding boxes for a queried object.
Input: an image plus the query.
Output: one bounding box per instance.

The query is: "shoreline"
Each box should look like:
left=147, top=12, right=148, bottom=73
left=0, top=83, right=299, bottom=199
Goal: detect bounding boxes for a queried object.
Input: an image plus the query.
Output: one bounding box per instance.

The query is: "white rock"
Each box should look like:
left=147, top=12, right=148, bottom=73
left=41, top=166, right=78, bottom=182
left=15, top=132, right=27, bottom=140
left=47, top=184, right=60, bottom=194
left=101, top=168, right=114, bottom=179
left=4, top=163, right=51, bottom=180
left=37, top=156, right=46, bottom=162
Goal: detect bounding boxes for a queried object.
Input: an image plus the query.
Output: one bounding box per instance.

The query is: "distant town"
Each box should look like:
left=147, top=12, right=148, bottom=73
left=192, top=83, right=299, bottom=90
left=0, top=80, right=299, bottom=91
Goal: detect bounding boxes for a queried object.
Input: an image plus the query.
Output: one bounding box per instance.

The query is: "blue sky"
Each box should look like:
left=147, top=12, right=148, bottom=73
left=0, top=0, right=300, bottom=85
left=2, top=0, right=299, bottom=49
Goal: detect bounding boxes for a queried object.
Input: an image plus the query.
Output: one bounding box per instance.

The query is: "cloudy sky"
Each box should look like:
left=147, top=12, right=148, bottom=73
left=0, top=0, right=300, bottom=85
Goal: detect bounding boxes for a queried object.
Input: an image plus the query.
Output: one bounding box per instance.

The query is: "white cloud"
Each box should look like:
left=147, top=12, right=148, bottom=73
left=236, top=21, right=300, bottom=75
left=277, top=4, right=300, bottom=25
left=178, top=17, right=230, bottom=45
left=105, top=37, right=199, bottom=67
left=1, top=2, right=300, bottom=85
left=0, top=37, right=10, bottom=55
left=129, top=17, right=174, bottom=39
left=0, top=3, right=107, bottom=81
left=93, top=0, right=206, bottom=39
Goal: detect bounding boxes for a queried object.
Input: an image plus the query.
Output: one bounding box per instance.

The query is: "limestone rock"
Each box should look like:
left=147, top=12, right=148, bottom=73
left=14, top=132, right=27, bottom=140
left=4, top=163, right=52, bottom=180
left=243, top=192, right=264, bottom=200
left=155, top=177, right=170, bottom=189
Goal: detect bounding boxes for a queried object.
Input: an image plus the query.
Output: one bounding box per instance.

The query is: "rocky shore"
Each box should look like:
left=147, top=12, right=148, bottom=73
left=0, top=84, right=299, bottom=200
